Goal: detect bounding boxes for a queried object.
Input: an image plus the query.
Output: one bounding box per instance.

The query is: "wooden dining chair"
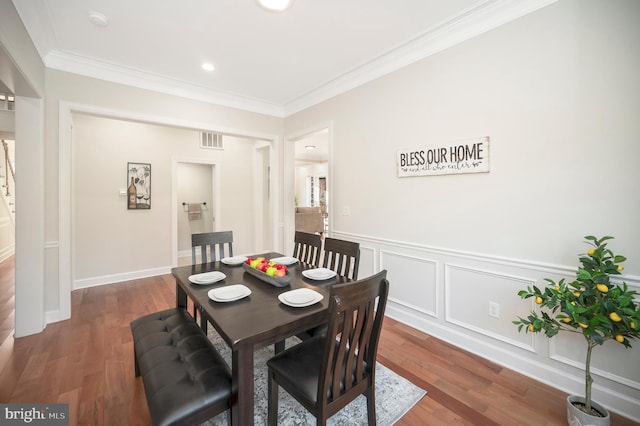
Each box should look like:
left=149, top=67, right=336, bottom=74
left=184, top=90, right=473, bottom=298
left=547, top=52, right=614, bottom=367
left=191, top=231, right=233, bottom=264
left=293, top=231, right=322, bottom=267
left=267, top=270, right=389, bottom=426
left=322, top=237, right=360, bottom=280
left=191, top=231, right=233, bottom=331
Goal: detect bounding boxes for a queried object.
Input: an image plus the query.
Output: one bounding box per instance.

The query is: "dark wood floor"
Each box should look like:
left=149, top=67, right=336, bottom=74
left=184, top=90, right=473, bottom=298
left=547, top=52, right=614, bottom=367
left=0, top=256, right=637, bottom=425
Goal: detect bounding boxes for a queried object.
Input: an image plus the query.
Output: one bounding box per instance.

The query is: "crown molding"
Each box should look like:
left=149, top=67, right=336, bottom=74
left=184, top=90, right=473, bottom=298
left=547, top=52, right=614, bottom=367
left=283, top=0, right=558, bottom=116
left=34, top=0, right=557, bottom=118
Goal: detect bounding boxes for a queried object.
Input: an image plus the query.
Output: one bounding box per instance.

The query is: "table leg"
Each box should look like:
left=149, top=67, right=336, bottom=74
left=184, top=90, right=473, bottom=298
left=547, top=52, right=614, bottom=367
left=176, top=280, right=187, bottom=309
left=231, top=345, right=254, bottom=426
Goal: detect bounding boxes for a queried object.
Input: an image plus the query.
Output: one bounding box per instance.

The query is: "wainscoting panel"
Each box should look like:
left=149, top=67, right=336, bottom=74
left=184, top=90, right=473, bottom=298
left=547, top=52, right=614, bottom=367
left=380, top=250, right=438, bottom=318
left=358, top=244, right=376, bottom=279
left=330, top=231, right=640, bottom=420
left=445, top=263, right=536, bottom=350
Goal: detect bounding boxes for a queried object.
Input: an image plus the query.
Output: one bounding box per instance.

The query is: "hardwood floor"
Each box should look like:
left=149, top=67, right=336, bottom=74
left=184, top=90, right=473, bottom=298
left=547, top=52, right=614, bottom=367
left=0, top=257, right=637, bottom=425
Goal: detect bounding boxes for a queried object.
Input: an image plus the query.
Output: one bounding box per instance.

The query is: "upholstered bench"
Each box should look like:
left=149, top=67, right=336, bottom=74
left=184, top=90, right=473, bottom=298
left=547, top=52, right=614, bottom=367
left=130, top=308, right=232, bottom=426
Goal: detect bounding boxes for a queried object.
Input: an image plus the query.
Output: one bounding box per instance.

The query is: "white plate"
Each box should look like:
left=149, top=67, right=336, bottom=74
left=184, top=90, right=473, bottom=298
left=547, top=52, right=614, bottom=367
left=278, top=288, right=323, bottom=307
left=189, top=271, right=226, bottom=284
left=302, top=268, right=337, bottom=280
left=221, top=256, right=248, bottom=266
left=269, top=256, right=299, bottom=265
left=208, top=284, right=251, bottom=302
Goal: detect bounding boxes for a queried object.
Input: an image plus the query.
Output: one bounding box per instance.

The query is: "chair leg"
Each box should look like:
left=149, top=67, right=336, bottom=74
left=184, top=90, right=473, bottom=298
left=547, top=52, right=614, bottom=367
left=365, top=387, right=376, bottom=425
left=274, top=340, right=285, bottom=354
left=267, top=370, right=278, bottom=426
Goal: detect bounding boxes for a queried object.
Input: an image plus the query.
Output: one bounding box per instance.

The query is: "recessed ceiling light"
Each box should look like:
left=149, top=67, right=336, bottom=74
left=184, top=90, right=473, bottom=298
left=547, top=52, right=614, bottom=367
left=257, top=0, right=293, bottom=12
left=305, top=145, right=316, bottom=150
left=88, top=11, right=109, bottom=27
left=202, top=63, right=215, bottom=72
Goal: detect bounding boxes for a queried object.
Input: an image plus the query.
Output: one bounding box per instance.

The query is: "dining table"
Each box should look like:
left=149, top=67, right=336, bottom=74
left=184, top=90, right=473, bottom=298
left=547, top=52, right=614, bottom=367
left=171, top=252, right=350, bottom=426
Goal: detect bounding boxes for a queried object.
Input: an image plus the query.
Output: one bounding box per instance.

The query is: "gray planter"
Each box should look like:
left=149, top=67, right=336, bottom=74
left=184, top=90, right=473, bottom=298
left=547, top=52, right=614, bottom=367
left=567, top=395, right=610, bottom=426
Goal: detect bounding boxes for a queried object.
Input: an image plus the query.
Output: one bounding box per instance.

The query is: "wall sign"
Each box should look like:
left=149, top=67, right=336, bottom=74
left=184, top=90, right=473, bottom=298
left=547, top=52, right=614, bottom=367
left=397, top=136, right=489, bottom=177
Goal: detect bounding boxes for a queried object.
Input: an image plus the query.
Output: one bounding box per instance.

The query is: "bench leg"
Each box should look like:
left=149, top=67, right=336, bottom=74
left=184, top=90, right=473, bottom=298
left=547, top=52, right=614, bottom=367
left=134, top=349, right=141, bottom=377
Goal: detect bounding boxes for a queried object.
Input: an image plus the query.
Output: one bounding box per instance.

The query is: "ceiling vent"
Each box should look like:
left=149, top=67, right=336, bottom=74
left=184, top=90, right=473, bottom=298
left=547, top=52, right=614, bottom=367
left=200, top=132, right=223, bottom=150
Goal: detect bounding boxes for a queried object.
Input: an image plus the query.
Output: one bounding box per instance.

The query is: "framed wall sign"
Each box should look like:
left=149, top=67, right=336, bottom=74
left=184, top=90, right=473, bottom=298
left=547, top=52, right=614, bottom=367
left=127, top=162, right=151, bottom=209
left=397, top=136, right=490, bottom=177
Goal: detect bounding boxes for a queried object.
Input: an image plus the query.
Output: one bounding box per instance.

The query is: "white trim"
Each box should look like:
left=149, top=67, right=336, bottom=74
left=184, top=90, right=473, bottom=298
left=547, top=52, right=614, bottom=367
left=46, top=51, right=285, bottom=118
left=73, top=266, right=171, bottom=290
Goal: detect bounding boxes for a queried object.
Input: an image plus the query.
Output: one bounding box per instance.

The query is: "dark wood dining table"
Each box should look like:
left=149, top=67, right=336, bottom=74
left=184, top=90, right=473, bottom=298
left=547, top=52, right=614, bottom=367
left=171, top=252, right=350, bottom=426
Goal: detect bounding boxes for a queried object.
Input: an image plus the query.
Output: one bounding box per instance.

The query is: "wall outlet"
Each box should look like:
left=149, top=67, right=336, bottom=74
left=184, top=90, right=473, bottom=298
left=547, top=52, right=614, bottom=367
left=342, top=206, right=351, bottom=216
left=488, top=301, right=500, bottom=318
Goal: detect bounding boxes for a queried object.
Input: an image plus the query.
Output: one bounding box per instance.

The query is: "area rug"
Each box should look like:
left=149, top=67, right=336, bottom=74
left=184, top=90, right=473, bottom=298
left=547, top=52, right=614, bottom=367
left=202, top=330, right=426, bottom=425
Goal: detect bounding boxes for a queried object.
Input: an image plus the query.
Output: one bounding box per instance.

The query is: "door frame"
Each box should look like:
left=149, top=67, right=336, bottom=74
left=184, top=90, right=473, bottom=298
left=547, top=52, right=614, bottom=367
left=284, top=122, right=333, bottom=255
left=58, top=101, right=281, bottom=323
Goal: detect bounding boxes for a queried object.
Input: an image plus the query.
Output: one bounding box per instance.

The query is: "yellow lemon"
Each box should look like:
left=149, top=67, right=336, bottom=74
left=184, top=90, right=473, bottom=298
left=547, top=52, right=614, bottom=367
left=535, top=296, right=543, bottom=305
left=562, top=317, right=572, bottom=323
left=587, top=248, right=595, bottom=256
left=631, top=322, right=636, bottom=330
left=617, top=265, right=624, bottom=272
left=578, top=322, right=588, bottom=329
left=528, top=324, right=535, bottom=332
left=571, top=301, right=576, bottom=306
left=596, top=284, right=609, bottom=293
left=573, top=291, right=581, bottom=297
left=555, top=285, right=560, bottom=291
left=609, top=312, right=622, bottom=322
left=615, top=335, right=624, bottom=343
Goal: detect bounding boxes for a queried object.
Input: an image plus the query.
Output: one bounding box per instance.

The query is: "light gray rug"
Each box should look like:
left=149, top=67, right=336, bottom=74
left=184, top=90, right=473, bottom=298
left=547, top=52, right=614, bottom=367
left=203, top=330, right=426, bottom=425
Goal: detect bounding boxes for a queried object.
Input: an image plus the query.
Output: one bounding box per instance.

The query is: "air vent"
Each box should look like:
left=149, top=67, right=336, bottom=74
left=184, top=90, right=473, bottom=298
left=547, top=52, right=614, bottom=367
left=200, top=132, right=223, bottom=149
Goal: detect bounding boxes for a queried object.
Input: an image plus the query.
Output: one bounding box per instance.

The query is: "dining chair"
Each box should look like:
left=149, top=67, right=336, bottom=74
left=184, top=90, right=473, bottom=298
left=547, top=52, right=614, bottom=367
left=267, top=270, right=389, bottom=426
left=293, top=231, right=322, bottom=267
left=191, top=231, right=233, bottom=331
left=322, top=237, right=360, bottom=280
left=191, top=231, right=233, bottom=264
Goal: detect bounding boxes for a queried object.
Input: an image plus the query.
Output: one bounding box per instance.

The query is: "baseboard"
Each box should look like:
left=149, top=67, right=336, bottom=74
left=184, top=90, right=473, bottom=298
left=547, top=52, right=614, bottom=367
left=73, top=266, right=172, bottom=289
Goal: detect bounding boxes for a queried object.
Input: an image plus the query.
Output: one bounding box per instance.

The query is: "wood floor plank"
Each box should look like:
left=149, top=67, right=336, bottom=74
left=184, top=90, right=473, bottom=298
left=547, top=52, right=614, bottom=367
left=0, top=258, right=638, bottom=425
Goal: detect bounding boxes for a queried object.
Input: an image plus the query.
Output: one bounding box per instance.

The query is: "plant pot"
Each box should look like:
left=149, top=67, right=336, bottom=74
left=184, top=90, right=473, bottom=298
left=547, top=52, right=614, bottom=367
left=567, top=395, right=610, bottom=426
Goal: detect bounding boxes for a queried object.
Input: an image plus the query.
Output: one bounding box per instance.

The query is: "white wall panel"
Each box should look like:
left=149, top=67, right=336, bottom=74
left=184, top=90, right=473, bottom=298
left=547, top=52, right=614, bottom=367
left=380, top=249, right=437, bottom=317
left=445, top=264, right=536, bottom=350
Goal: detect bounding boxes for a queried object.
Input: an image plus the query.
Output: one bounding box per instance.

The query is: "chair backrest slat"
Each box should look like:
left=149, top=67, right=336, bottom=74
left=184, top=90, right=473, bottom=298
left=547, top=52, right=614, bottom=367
left=322, top=237, right=360, bottom=280
left=319, top=270, right=389, bottom=407
left=293, top=231, right=322, bottom=267
left=191, top=231, right=233, bottom=264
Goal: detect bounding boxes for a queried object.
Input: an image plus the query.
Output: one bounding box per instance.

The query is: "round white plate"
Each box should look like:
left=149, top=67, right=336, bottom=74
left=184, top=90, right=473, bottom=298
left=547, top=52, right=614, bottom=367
left=278, top=288, right=323, bottom=307
left=208, top=284, right=251, bottom=302
left=302, top=268, right=337, bottom=280
left=269, top=256, right=299, bottom=265
left=189, top=271, right=226, bottom=284
left=221, top=256, right=248, bottom=266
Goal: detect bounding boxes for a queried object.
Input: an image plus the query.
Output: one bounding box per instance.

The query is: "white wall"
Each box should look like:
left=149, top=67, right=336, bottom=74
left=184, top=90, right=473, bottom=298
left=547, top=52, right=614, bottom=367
left=72, top=114, right=261, bottom=285
left=284, top=0, right=640, bottom=419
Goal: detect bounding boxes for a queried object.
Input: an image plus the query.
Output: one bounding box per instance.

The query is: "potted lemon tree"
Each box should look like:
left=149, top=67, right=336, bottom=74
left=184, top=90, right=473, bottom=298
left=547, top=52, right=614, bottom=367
left=513, top=236, right=640, bottom=425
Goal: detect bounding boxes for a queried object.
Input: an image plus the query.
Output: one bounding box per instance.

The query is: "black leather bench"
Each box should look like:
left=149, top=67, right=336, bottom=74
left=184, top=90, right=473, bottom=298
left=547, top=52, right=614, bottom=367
left=130, top=308, right=232, bottom=426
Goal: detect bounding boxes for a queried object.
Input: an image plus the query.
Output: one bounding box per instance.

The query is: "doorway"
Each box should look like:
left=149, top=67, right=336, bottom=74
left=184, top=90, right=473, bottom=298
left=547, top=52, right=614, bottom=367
left=176, top=162, right=217, bottom=265
left=292, top=127, right=330, bottom=240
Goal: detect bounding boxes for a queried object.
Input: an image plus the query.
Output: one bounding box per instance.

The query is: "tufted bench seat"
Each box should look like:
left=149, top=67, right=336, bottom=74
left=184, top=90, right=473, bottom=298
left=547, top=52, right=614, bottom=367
left=131, top=308, right=232, bottom=426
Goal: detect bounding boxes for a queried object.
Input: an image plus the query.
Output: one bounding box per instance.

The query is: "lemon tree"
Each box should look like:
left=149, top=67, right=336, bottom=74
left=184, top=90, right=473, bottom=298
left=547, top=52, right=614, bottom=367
left=513, top=236, right=640, bottom=416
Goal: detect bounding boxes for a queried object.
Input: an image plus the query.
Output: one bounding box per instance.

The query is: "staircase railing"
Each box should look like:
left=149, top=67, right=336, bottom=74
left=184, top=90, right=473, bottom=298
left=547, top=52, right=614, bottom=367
left=2, top=140, right=15, bottom=197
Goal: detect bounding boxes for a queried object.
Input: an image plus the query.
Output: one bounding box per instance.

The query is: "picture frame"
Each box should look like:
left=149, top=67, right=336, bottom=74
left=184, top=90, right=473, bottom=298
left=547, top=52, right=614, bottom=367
left=127, top=162, right=151, bottom=209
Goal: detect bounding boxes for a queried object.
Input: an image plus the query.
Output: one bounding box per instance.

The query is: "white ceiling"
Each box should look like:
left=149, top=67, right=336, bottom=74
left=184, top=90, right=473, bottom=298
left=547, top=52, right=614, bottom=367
left=12, top=0, right=555, bottom=117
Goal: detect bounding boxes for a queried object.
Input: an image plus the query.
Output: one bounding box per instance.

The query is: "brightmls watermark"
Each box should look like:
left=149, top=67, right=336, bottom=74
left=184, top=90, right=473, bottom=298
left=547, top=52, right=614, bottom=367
left=1, top=404, right=68, bottom=425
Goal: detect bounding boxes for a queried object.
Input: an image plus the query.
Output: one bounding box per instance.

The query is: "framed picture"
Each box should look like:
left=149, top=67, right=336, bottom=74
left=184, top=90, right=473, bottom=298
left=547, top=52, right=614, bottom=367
left=127, top=162, right=151, bottom=209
